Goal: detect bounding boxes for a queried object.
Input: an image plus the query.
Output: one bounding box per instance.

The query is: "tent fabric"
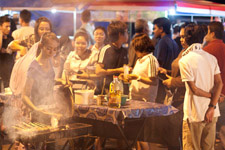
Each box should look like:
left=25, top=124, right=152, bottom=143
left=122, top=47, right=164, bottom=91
left=0, top=0, right=54, bottom=7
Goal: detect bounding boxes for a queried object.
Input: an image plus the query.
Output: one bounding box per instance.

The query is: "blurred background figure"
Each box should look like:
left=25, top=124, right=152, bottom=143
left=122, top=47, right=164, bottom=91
left=77, top=9, right=94, bottom=45
left=0, top=16, right=14, bottom=88
left=12, top=9, right=34, bottom=41
left=54, top=35, right=73, bottom=79
left=11, top=9, right=34, bottom=60
left=128, top=19, right=150, bottom=68
left=172, top=24, right=182, bottom=52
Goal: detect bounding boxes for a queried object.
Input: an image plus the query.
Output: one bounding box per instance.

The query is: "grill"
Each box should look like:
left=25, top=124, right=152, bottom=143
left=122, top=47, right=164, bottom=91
left=11, top=122, right=92, bottom=143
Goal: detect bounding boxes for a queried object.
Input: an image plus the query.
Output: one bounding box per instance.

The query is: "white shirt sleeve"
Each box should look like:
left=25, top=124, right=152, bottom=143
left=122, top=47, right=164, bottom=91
left=214, top=57, right=221, bottom=75
left=98, top=44, right=110, bottom=64
left=179, top=58, right=194, bottom=82
left=148, top=56, right=158, bottom=78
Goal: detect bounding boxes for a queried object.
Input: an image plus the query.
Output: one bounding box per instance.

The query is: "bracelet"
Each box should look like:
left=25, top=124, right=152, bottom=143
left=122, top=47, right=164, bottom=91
left=208, top=104, right=216, bottom=109
left=137, top=76, right=141, bottom=81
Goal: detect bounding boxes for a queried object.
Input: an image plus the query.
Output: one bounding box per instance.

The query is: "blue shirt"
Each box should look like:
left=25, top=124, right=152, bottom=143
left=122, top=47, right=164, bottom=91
left=154, top=34, right=179, bottom=70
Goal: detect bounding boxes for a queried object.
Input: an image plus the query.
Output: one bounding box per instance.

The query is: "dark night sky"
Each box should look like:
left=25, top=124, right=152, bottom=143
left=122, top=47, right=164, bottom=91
left=206, top=0, right=225, bottom=4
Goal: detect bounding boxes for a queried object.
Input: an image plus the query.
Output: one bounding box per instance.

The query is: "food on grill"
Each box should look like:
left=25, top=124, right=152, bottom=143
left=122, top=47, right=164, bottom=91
left=12, top=122, right=52, bottom=133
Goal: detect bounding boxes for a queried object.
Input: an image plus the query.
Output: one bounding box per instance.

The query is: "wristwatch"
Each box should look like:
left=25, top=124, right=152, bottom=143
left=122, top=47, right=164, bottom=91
left=208, top=104, right=216, bottom=109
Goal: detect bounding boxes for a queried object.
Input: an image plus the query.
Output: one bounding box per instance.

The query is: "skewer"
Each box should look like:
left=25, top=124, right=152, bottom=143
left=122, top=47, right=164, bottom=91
left=12, top=126, right=24, bottom=130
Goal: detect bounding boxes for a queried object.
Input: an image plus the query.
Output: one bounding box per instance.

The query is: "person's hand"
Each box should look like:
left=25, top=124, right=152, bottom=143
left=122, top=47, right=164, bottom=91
left=219, top=94, right=225, bottom=103
left=127, top=74, right=138, bottom=80
left=118, top=73, right=125, bottom=80
left=204, top=107, right=214, bottom=123
left=20, top=47, right=27, bottom=56
left=41, top=109, right=63, bottom=119
left=55, top=78, right=72, bottom=86
left=117, top=67, right=132, bottom=73
left=76, top=70, right=88, bottom=79
left=87, top=80, right=96, bottom=90
left=158, top=67, right=167, bottom=74
left=0, top=48, right=6, bottom=53
left=162, top=75, right=173, bottom=88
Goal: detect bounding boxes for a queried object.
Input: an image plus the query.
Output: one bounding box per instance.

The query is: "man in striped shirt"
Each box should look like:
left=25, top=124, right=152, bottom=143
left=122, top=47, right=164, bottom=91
left=96, top=21, right=129, bottom=94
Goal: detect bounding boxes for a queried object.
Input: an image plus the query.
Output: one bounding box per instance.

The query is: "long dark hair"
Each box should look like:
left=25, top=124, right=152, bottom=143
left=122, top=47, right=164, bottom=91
left=34, top=17, right=52, bottom=42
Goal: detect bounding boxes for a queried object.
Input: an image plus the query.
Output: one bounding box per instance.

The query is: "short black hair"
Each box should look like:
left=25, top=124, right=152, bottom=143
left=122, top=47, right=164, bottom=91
left=173, top=24, right=180, bottom=34
left=94, top=26, right=108, bottom=44
left=107, top=20, right=127, bottom=42
left=132, top=34, right=154, bottom=53
left=81, top=10, right=91, bottom=23
left=0, top=16, right=10, bottom=26
left=208, top=21, right=224, bottom=39
left=153, top=17, right=171, bottom=35
left=20, top=9, right=31, bottom=23
left=184, top=24, right=207, bottom=46
left=74, top=31, right=89, bottom=44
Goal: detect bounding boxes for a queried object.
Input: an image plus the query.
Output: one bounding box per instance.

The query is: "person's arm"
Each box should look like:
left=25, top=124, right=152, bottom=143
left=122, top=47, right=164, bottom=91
left=22, top=77, right=62, bottom=118
left=127, top=74, right=157, bottom=85
left=76, top=72, right=101, bottom=80
left=95, top=63, right=124, bottom=76
left=163, top=75, right=185, bottom=88
left=7, top=40, right=27, bottom=54
left=187, top=81, right=211, bottom=98
left=205, top=74, right=223, bottom=123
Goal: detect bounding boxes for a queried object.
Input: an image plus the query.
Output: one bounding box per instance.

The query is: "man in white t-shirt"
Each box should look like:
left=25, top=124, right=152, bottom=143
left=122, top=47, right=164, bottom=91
left=179, top=43, right=223, bottom=150
left=12, top=9, right=34, bottom=41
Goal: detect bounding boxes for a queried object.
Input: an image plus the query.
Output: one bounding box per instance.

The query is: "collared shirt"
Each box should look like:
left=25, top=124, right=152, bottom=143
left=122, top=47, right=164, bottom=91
left=203, top=39, right=225, bottom=95
left=64, top=49, right=97, bottom=79
left=179, top=43, right=220, bottom=122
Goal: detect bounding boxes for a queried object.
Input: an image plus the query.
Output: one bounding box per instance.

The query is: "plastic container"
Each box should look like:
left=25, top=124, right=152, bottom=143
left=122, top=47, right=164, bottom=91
left=74, top=90, right=94, bottom=105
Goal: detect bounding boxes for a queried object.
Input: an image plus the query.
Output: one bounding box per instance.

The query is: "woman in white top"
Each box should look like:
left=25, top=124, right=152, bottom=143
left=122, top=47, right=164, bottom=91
left=120, top=34, right=159, bottom=150
left=121, top=34, right=159, bottom=102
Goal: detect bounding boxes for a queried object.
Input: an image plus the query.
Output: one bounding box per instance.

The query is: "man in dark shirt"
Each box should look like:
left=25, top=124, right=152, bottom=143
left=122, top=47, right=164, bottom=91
left=153, top=17, right=179, bottom=70
left=0, top=16, right=14, bottom=87
left=96, top=20, right=129, bottom=94
left=153, top=17, right=179, bottom=103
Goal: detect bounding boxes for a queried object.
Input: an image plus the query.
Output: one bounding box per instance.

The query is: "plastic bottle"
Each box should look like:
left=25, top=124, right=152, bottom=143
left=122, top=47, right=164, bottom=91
left=108, top=76, right=123, bottom=108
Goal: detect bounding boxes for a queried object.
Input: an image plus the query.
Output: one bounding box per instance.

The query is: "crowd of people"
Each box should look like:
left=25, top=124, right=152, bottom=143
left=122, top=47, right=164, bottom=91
left=0, top=8, right=225, bottom=150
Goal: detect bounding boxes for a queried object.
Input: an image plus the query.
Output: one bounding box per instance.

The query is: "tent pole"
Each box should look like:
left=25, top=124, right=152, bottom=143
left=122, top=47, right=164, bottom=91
left=73, top=8, right=77, bottom=36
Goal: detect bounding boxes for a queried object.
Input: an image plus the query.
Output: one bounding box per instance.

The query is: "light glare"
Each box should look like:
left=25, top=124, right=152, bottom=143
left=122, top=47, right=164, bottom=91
left=51, top=8, right=57, bottom=13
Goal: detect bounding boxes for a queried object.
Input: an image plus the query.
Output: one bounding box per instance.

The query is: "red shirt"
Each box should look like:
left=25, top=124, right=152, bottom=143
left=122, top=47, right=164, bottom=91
left=203, top=39, right=225, bottom=95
